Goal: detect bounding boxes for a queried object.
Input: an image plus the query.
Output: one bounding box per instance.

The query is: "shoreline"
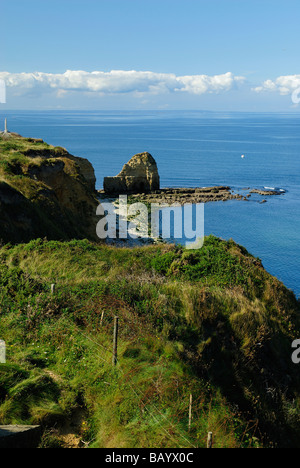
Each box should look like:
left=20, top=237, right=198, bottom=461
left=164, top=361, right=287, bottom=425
left=96, top=185, right=286, bottom=248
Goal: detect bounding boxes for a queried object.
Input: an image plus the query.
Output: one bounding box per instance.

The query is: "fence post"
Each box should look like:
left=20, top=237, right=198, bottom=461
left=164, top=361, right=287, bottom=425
left=0, top=340, right=6, bottom=364
left=188, top=394, right=192, bottom=431
left=100, top=311, right=105, bottom=326
left=207, top=432, right=213, bottom=448
left=113, top=316, right=119, bottom=366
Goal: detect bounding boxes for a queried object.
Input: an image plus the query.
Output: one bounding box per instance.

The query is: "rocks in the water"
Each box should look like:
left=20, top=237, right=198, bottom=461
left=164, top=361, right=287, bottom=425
left=250, top=188, right=285, bottom=196
left=104, top=152, right=160, bottom=194
left=100, top=186, right=241, bottom=205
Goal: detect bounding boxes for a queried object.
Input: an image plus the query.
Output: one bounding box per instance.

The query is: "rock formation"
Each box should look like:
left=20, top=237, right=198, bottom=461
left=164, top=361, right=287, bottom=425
left=0, top=134, right=99, bottom=243
left=104, top=152, right=160, bottom=194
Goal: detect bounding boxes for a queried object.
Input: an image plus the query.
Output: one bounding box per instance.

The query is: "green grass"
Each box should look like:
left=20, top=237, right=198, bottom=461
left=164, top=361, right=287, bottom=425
left=0, top=236, right=299, bottom=448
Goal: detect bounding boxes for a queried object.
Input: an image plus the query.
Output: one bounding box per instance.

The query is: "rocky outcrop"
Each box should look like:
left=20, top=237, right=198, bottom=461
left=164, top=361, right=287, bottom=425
left=123, top=186, right=240, bottom=205
left=98, top=185, right=286, bottom=206
left=0, top=135, right=99, bottom=244
left=23, top=145, right=96, bottom=193
left=250, top=188, right=285, bottom=196
left=104, top=152, right=160, bottom=194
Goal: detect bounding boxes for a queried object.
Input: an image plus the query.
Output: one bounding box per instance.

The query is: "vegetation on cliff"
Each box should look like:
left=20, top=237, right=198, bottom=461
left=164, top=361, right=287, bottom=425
left=0, top=236, right=299, bottom=448
left=0, top=135, right=98, bottom=244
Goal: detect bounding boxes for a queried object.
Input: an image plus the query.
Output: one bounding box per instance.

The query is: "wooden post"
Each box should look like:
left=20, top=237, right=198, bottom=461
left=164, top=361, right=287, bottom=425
left=112, top=316, right=119, bottom=366
left=100, top=311, right=105, bottom=326
left=188, top=394, right=192, bottom=431
left=0, top=340, right=6, bottom=364
left=207, top=432, right=213, bottom=448
left=51, top=284, right=56, bottom=294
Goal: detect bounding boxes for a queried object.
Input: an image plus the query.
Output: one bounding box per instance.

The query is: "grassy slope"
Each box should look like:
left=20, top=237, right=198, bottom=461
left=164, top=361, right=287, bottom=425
left=0, top=236, right=299, bottom=448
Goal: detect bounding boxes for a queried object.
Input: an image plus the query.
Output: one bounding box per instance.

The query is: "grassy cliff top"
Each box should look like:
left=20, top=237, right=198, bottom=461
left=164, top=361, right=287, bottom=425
left=0, top=236, right=299, bottom=448
left=0, top=134, right=98, bottom=244
left=0, top=134, right=51, bottom=152
left=0, top=134, right=67, bottom=173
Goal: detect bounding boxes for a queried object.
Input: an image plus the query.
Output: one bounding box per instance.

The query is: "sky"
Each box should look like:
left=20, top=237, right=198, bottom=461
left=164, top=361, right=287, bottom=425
left=1, top=0, right=300, bottom=111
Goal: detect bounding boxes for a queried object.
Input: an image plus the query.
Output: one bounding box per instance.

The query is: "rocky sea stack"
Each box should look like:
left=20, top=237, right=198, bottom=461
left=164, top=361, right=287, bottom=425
left=103, top=152, right=160, bottom=194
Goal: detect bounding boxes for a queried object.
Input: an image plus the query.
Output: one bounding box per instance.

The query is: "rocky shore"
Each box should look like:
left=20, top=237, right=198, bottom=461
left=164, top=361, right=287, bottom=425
left=129, top=186, right=244, bottom=204
left=101, top=152, right=285, bottom=205
left=99, top=185, right=243, bottom=204
left=98, top=185, right=287, bottom=206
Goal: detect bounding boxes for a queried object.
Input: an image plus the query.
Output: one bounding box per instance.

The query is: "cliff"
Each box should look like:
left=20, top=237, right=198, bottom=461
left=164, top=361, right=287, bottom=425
left=0, top=134, right=99, bottom=243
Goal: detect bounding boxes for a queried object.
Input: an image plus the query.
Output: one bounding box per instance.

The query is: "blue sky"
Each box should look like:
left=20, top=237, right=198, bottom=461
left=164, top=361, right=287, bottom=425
left=1, top=0, right=300, bottom=111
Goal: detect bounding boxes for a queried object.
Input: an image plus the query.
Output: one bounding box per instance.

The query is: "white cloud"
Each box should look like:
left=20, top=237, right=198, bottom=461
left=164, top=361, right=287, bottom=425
left=253, top=75, right=300, bottom=96
left=0, top=70, right=245, bottom=97
left=178, top=72, right=245, bottom=95
left=0, top=79, right=6, bottom=103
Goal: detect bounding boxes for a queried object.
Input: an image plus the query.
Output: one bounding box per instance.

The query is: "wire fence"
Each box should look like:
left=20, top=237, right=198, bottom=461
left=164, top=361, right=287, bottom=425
left=64, top=305, right=261, bottom=449
left=1, top=281, right=262, bottom=449
left=73, top=318, right=198, bottom=448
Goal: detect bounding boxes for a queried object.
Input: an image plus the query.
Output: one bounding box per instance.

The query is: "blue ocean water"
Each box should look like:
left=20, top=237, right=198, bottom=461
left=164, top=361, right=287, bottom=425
left=2, top=110, right=300, bottom=297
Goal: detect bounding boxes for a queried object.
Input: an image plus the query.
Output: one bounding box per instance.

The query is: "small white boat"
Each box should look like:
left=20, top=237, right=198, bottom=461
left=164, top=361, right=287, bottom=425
left=241, top=154, right=245, bottom=159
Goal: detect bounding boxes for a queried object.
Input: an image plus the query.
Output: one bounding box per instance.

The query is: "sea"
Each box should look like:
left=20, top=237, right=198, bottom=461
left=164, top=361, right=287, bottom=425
left=2, top=110, right=300, bottom=297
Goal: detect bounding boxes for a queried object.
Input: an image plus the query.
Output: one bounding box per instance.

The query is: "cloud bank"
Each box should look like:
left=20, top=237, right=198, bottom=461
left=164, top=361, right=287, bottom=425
left=253, top=75, right=300, bottom=96
left=0, top=70, right=245, bottom=97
